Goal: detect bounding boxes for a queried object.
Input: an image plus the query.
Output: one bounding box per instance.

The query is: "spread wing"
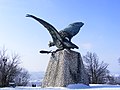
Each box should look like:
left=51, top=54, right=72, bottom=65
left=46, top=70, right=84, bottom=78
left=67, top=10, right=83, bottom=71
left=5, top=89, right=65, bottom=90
left=26, top=14, right=63, bottom=48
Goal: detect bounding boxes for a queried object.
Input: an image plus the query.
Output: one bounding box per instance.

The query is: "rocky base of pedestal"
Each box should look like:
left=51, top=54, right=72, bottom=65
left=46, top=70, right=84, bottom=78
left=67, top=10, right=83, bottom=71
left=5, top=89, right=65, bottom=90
left=42, top=49, right=89, bottom=87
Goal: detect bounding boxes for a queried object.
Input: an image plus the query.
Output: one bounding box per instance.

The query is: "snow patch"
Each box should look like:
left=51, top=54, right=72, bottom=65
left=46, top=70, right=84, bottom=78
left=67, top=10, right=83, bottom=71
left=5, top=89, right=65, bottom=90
left=1, top=84, right=120, bottom=90
left=67, top=83, right=90, bottom=89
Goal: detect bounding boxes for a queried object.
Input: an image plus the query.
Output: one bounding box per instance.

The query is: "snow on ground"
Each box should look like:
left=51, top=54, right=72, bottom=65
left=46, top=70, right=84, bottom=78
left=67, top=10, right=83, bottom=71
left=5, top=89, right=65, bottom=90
left=0, top=84, right=120, bottom=90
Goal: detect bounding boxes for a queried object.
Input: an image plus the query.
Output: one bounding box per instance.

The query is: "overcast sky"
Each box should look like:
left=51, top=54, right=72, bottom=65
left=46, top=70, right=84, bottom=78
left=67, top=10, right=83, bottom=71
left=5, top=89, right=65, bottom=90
left=0, top=0, right=120, bottom=74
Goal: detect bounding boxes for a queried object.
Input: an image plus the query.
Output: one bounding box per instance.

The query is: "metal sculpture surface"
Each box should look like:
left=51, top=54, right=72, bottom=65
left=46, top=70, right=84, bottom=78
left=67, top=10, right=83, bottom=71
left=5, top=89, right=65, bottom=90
left=26, top=14, right=84, bottom=53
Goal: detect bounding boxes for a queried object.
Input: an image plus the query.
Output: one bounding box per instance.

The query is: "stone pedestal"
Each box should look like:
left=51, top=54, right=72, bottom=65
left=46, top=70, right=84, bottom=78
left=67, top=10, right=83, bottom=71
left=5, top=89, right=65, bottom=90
left=42, top=49, right=89, bottom=87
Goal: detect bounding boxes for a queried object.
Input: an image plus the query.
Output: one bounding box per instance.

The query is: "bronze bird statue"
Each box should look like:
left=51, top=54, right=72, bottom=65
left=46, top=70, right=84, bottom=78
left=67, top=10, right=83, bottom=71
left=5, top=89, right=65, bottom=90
left=26, top=14, right=83, bottom=53
left=49, top=22, right=84, bottom=47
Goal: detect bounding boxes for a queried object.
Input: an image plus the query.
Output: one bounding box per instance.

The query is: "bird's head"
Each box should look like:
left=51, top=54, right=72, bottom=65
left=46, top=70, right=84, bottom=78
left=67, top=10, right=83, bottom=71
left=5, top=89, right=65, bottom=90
left=70, top=22, right=84, bottom=27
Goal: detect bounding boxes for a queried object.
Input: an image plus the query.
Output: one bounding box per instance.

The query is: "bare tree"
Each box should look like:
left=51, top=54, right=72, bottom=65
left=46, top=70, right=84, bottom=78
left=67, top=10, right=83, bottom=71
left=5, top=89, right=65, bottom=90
left=106, top=75, right=116, bottom=85
left=0, top=48, right=29, bottom=87
left=15, top=69, right=30, bottom=86
left=83, top=52, right=109, bottom=84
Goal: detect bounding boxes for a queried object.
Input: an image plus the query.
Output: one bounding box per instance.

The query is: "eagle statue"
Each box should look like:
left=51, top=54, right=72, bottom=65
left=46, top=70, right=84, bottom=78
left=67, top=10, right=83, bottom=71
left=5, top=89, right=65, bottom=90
left=26, top=14, right=84, bottom=53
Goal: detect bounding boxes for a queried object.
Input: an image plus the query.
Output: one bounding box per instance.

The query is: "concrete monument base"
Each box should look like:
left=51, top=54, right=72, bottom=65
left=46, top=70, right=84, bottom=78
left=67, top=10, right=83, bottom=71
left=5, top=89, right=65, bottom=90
left=42, top=49, right=89, bottom=87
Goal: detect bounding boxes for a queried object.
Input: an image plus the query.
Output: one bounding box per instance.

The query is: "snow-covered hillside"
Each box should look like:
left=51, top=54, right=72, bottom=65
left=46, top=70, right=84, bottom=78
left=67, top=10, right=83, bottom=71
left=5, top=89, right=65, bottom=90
left=0, top=84, right=120, bottom=90
left=29, top=72, right=45, bottom=81
left=28, top=72, right=45, bottom=86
